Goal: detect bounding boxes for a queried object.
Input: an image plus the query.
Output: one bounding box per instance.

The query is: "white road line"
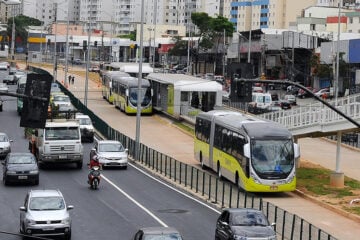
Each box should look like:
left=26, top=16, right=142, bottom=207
left=101, top=162, right=221, bottom=215
left=102, top=175, right=168, bottom=227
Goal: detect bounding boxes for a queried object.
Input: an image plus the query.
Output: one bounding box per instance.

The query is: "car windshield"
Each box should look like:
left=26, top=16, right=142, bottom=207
left=29, top=197, right=65, bottom=211
left=230, top=211, right=269, bottom=226
left=45, top=127, right=80, bottom=140
left=78, top=118, right=92, bottom=125
left=143, top=234, right=183, bottom=240
left=0, top=135, right=9, bottom=142
left=8, top=155, right=35, bottom=164
left=99, top=143, right=124, bottom=152
left=54, top=95, right=70, bottom=102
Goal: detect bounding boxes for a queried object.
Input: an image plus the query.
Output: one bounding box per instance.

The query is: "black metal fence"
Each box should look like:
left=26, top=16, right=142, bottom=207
left=57, top=80, right=337, bottom=240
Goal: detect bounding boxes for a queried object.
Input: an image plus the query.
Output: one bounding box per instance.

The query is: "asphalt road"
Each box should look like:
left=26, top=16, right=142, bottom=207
left=0, top=83, right=221, bottom=239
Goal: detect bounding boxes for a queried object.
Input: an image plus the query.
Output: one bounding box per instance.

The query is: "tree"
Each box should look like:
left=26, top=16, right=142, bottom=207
left=7, top=15, right=42, bottom=50
left=191, top=12, right=234, bottom=74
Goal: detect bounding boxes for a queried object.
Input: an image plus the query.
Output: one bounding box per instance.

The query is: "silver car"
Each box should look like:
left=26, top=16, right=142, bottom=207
left=0, top=132, right=12, bottom=159
left=90, top=140, right=128, bottom=169
left=19, top=189, right=74, bottom=240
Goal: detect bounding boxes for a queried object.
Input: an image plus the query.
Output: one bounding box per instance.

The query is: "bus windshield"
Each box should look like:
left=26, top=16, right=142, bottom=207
left=251, top=139, right=294, bottom=177
left=128, top=87, right=151, bottom=106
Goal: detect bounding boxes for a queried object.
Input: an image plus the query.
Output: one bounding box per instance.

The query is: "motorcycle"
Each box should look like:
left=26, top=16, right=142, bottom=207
left=88, top=165, right=101, bottom=189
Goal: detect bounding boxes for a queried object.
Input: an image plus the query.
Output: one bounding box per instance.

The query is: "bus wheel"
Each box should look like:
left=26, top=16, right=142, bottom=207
left=217, top=162, right=222, bottom=179
left=235, top=172, right=239, bottom=187
left=200, top=153, right=206, bottom=169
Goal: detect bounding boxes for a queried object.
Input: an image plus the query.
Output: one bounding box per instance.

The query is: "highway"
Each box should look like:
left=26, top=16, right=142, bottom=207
left=0, top=83, right=220, bottom=239
left=2, top=65, right=360, bottom=239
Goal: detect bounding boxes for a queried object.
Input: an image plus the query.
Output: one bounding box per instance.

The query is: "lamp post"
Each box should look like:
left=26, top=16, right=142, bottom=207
left=3, top=0, right=21, bottom=61
left=248, top=0, right=253, bottom=64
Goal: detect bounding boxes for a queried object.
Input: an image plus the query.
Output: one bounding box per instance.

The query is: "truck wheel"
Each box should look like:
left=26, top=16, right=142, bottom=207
left=76, top=161, right=83, bottom=169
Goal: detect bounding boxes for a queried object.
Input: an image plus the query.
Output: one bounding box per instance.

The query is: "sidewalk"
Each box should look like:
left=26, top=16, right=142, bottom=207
left=29, top=64, right=360, bottom=239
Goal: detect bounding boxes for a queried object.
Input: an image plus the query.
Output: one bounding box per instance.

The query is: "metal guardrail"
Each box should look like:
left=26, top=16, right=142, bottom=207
left=57, top=82, right=337, bottom=240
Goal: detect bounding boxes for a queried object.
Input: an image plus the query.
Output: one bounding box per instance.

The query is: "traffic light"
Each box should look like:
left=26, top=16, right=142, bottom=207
left=94, top=41, right=97, bottom=47
left=83, top=40, right=87, bottom=51
left=134, top=44, right=138, bottom=50
left=47, top=39, right=51, bottom=45
left=20, top=73, right=52, bottom=129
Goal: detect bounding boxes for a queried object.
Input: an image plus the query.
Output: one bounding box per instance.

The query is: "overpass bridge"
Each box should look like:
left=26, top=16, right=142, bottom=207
left=259, top=93, right=360, bottom=139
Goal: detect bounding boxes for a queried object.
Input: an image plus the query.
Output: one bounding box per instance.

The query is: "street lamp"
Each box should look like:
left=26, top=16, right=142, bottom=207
left=3, top=0, right=21, bottom=61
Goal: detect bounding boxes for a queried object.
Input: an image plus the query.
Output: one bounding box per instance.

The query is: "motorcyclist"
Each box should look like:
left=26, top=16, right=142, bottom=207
left=89, top=154, right=101, bottom=169
left=88, top=155, right=101, bottom=184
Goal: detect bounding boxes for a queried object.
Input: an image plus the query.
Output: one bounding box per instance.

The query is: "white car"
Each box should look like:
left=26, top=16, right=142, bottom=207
left=0, top=132, right=12, bottom=159
left=90, top=140, right=128, bottom=169
left=0, top=83, right=9, bottom=92
left=19, top=189, right=73, bottom=240
left=76, top=114, right=95, bottom=142
left=284, top=94, right=297, bottom=105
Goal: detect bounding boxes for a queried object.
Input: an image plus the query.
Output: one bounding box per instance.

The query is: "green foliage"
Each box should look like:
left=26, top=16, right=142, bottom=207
left=118, top=31, right=136, bottom=41
left=7, top=15, right=42, bottom=47
left=168, top=40, right=188, bottom=56
left=297, top=167, right=357, bottom=198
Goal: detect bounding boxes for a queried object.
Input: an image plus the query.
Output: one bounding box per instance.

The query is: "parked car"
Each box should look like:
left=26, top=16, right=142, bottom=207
left=76, top=113, right=95, bottom=142
left=72, top=58, right=82, bottom=65
left=90, top=140, right=128, bottom=169
left=314, top=88, right=331, bottom=98
left=3, top=75, right=16, bottom=85
left=0, top=132, right=12, bottom=159
left=278, top=99, right=292, bottom=110
left=0, top=96, right=3, bottom=112
left=284, top=94, right=297, bottom=105
left=0, top=83, right=9, bottom=92
left=19, top=189, right=74, bottom=240
left=88, top=66, right=100, bottom=73
left=133, top=227, right=183, bottom=240
left=297, top=87, right=315, bottom=99
left=215, top=208, right=277, bottom=240
left=2, top=152, right=39, bottom=185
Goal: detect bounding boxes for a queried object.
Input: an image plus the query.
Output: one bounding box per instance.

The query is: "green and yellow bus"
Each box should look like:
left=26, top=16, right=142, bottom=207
left=112, top=75, right=152, bottom=114
left=194, top=110, right=300, bottom=192
left=101, top=71, right=130, bottom=104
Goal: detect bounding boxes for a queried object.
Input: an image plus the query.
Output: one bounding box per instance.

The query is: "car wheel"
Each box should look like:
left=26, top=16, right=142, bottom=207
left=64, top=231, right=71, bottom=240
left=34, top=178, right=39, bottom=185
left=123, top=165, right=128, bottom=170
left=76, top=161, right=83, bottom=169
left=3, top=176, right=8, bottom=186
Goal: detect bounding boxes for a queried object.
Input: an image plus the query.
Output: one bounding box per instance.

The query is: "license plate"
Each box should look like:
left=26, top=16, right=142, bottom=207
left=59, top=155, right=67, bottom=159
left=270, top=186, right=278, bottom=190
left=43, top=226, right=55, bottom=231
left=18, top=176, right=28, bottom=180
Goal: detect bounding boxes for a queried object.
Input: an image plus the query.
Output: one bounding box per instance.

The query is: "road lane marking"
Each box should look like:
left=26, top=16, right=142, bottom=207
left=101, top=175, right=168, bottom=227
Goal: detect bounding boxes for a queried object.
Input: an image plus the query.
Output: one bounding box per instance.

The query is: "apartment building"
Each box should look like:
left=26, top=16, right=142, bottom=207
left=230, top=0, right=317, bottom=32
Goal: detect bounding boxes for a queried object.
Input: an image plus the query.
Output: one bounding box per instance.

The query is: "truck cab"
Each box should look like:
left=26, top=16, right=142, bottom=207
left=31, top=119, right=83, bottom=169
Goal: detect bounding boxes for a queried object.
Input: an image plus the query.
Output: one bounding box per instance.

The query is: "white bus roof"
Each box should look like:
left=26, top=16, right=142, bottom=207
left=120, top=64, right=154, bottom=74
left=147, top=73, right=223, bottom=92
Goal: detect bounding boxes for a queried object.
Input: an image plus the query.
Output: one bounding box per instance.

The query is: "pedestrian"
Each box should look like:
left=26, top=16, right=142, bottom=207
left=68, top=75, right=71, bottom=85
left=72, top=76, right=75, bottom=85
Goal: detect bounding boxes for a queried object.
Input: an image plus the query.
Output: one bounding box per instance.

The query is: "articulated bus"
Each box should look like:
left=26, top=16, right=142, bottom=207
left=194, top=110, right=300, bottom=192
left=102, top=62, right=154, bottom=78
left=101, top=71, right=130, bottom=104
left=112, top=75, right=152, bottom=114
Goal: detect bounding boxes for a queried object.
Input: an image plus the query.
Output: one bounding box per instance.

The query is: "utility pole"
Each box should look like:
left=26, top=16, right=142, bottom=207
left=248, top=0, right=252, bottom=64
left=53, top=3, right=58, bottom=83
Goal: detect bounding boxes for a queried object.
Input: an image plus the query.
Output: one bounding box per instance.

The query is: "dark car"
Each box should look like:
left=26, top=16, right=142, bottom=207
left=133, top=227, right=183, bottom=240
left=3, top=75, right=16, bottom=85
left=279, top=100, right=292, bottom=110
left=2, top=152, right=39, bottom=185
left=215, top=208, right=277, bottom=240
